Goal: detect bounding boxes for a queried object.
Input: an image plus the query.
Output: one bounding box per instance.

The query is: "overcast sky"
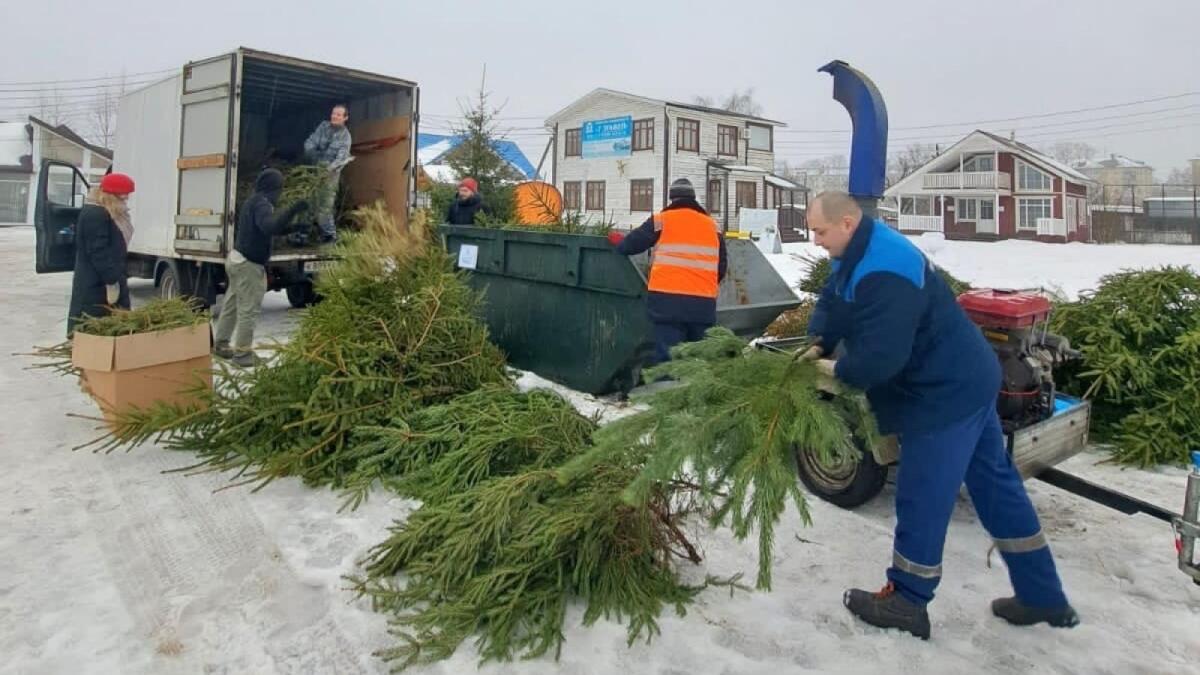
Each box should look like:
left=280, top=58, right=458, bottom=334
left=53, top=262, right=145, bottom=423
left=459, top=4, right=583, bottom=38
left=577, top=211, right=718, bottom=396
left=4, top=0, right=1198, bottom=175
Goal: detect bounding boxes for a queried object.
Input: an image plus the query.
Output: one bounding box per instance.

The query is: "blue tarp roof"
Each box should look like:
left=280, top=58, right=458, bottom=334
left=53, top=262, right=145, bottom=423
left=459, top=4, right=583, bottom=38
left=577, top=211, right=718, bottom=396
left=417, top=133, right=538, bottom=180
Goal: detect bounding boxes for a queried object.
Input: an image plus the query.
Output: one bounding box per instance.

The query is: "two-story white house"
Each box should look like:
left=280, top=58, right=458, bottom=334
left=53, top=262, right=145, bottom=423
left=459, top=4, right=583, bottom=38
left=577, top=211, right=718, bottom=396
left=544, top=88, right=801, bottom=231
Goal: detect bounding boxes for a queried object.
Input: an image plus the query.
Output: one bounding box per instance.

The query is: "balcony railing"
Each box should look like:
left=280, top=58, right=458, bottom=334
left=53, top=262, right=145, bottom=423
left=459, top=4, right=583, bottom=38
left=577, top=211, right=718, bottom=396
left=898, top=215, right=943, bottom=232
left=922, top=172, right=1011, bottom=190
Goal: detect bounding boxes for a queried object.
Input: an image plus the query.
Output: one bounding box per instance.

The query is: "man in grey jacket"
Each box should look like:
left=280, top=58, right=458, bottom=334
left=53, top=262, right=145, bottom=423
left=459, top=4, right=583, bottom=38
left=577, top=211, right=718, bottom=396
left=303, top=103, right=352, bottom=243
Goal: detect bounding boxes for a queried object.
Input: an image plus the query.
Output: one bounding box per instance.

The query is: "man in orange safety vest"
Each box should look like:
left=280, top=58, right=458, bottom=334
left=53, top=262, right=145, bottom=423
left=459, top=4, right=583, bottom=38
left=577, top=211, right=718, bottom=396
left=608, top=178, right=728, bottom=364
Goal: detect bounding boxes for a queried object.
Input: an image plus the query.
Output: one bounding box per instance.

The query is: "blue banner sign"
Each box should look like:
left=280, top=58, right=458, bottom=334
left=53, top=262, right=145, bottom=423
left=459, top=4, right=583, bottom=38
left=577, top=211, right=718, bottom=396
left=581, top=116, right=633, bottom=159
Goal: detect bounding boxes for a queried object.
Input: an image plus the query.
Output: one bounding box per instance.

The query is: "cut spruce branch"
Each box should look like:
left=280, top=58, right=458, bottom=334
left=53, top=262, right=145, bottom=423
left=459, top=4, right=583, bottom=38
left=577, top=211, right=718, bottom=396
left=558, top=327, right=876, bottom=590
left=351, top=459, right=710, bottom=670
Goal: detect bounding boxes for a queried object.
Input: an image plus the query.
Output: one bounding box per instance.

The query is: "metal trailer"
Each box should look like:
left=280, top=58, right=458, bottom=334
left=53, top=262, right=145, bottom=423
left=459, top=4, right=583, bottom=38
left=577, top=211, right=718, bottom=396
left=34, top=47, right=419, bottom=308
left=755, top=335, right=1093, bottom=507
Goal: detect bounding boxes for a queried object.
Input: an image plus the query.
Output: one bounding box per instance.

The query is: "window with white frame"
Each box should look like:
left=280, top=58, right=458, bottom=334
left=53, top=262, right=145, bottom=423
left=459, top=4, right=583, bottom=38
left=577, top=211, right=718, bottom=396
left=980, top=199, right=995, bottom=221
left=962, top=154, right=994, bottom=172
left=957, top=199, right=977, bottom=220
left=900, top=195, right=933, bottom=216
left=1018, top=198, right=1052, bottom=230
left=1018, top=161, right=1053, bottom=191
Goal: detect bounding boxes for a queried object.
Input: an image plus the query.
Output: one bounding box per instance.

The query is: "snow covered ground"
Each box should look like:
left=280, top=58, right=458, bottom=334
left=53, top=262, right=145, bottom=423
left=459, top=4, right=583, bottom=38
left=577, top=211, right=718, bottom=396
left=2, top=226, right=1199, bottom=675
left=767, top=233, right=1200, bottom=301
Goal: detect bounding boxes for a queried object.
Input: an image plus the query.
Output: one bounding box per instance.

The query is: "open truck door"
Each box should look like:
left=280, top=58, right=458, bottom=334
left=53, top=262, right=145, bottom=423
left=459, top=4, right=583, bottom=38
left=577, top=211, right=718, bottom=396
left=34, top=160, right=89, bottom=273
left=174, top=53, right=237, bottom=257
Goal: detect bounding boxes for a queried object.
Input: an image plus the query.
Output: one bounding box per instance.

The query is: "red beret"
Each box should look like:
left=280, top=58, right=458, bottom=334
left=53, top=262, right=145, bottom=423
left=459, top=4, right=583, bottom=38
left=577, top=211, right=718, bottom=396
left=458, top=177, right=478, bottom=192
left=100, top=173, right=135, bottom=196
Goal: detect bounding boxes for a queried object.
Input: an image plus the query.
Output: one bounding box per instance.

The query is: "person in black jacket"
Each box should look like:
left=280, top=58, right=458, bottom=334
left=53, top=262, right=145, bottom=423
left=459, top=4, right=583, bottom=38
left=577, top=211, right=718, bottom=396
left=446, top=177, right=484, bottom=224
left=213, top=169, right=308, bottom=367
left=67, top=173, right=136, bottom=336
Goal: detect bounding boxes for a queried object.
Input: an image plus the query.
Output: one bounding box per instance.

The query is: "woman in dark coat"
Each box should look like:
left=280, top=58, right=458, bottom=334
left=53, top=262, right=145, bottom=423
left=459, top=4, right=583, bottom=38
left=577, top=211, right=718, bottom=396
left=67, top=173, right=135, bottom=335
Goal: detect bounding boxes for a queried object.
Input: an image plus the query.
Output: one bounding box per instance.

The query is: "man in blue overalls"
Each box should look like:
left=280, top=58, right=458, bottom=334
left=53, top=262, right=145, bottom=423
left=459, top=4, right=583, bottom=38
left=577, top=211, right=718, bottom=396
left=804, top=191, right=1078, bottom=640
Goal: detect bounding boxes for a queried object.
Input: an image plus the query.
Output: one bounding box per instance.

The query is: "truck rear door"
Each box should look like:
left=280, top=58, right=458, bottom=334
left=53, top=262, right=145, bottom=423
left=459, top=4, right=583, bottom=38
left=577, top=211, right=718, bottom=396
left=33, top=160, right=89, bottom=273
left=175, top=53, right=237, bottom=257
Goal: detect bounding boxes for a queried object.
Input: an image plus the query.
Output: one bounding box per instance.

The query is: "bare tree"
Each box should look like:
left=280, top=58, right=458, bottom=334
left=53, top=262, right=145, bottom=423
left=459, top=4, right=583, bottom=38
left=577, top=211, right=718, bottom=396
left=887, top=143, right=939, bottom=188
left=1045, top=141, right=1096, bottom=166
left=89, top=74, right=127, bottom=150
left=1164, top=167, right=1196, bottom=186
left=791, top=154, right=849, bottom=194
left=36, top=87, right=69, bottom=126
left=693, top=88, right=764, bottom=118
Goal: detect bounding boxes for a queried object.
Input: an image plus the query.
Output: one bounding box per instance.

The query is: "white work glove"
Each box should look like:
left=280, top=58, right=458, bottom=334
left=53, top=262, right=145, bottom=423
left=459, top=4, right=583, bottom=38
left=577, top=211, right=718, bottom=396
left=105, top=283, right=120, bottom=305
left=800, top=343, right=823, bottom=361
left=813, top=358, right=843, bottom=395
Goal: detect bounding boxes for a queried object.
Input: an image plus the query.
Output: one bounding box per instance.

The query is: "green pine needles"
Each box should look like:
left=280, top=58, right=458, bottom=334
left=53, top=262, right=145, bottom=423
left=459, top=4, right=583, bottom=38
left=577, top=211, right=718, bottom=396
left=560, top=328, right=875, bottom=590
left=1051, top=266, right=1200, bottom=466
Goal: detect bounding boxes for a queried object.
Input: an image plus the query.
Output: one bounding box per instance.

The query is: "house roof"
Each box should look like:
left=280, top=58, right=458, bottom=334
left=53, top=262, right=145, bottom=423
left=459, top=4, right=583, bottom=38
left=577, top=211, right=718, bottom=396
left=416, top=132, right=538, bottom=180
left=885, top=129, right=1096, bottom=196
left=976, top=130, right=1093, bottom=184
left=28, top=116, right=113, bottom=159
left=0, top=121, right=31, bottom=172
left=1074, top=154, right=1151, bottom=170
left=544, top=88, right=786, bottom=127
left=765, top=174, right=802, bottom=190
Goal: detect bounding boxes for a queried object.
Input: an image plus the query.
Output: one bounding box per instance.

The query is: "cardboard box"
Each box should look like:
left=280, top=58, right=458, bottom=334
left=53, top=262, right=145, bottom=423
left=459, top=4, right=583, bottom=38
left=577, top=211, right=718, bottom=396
left=71, top=323, right=213, bottom=427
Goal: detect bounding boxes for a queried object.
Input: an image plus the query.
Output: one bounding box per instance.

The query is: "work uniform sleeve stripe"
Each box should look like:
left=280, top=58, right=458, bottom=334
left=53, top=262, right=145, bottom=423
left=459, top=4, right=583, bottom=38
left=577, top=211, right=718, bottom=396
left=893, top=550, right=942, bottom=579
left=656, top=243, right=719, bottom=256
left=993, top=530, right=1048, bottom=554
left=652, top=255, right=720, bottom=272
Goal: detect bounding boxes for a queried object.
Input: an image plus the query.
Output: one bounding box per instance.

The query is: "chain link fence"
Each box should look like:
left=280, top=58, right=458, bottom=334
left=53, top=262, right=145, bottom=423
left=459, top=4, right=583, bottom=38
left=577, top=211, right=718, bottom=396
left=1091, top=184, right=1200, bottom=245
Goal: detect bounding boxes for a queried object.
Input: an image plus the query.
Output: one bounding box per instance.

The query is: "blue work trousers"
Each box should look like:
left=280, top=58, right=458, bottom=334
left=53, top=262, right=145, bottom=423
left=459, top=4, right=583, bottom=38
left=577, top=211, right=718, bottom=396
left=888, top=401, right=1069, bottom=609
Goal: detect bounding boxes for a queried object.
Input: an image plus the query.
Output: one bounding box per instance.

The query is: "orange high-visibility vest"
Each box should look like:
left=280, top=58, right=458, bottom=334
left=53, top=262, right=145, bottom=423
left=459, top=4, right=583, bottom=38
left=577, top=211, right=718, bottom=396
left=647, top=209, right=721, bottom=299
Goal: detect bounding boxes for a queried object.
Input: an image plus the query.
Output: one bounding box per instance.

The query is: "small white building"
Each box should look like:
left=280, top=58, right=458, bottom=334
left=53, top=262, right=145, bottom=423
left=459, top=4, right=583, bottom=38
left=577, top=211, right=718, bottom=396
left=0, top=116, right=112, bottom=225
left=544, top=89, right=801, bottom=231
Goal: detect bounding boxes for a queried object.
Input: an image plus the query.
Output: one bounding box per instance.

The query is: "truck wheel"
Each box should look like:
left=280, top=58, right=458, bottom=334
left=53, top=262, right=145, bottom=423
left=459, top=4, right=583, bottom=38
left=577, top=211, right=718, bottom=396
left=159, top=265, right=181, bottom=300
left=286, top=282, right=315, bottom=309
left=795, top=439, right=888, bottom=509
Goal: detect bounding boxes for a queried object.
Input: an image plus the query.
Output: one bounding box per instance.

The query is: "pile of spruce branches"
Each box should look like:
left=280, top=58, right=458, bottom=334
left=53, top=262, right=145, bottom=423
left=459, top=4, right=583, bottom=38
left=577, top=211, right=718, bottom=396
left=55, top=206, right=873, bottom=670
left=1051, top=265, right=1200, bottom=466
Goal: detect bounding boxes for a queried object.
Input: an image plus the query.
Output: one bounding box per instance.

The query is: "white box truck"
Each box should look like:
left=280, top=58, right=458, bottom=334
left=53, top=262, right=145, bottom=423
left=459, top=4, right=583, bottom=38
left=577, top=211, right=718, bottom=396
left=34, top=47, right=419, bottom=307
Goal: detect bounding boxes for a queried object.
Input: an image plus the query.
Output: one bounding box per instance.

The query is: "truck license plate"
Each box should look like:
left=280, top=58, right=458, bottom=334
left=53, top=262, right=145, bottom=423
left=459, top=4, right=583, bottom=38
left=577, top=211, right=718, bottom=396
left=303, top=260, right=336, bottom=273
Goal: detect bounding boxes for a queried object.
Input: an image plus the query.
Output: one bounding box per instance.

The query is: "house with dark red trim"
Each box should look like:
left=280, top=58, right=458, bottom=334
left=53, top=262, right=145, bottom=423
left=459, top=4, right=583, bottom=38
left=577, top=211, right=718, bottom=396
left=884, top=130, right=1095, bottom=243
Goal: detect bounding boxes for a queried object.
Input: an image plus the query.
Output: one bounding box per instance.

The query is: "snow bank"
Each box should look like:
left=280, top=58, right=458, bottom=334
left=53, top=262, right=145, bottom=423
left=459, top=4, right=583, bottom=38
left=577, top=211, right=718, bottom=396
left=767, top=235, right=1200, bottom=301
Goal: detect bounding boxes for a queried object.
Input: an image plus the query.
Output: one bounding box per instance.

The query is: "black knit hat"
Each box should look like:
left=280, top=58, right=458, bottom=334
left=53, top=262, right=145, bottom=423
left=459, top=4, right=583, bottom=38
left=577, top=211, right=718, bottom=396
left=668, top=178, right=696, bottom=201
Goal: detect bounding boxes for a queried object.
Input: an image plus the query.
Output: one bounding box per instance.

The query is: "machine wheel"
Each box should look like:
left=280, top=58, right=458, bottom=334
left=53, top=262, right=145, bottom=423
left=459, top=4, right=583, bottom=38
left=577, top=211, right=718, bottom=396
left=286, top=282, right=316, bottom=309
left=795, top=438, right=888, bottom=509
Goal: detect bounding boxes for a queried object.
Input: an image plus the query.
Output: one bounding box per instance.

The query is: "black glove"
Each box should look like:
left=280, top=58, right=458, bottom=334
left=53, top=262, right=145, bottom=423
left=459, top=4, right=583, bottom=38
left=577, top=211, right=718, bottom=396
left=291, top=200, right=311, bottom=214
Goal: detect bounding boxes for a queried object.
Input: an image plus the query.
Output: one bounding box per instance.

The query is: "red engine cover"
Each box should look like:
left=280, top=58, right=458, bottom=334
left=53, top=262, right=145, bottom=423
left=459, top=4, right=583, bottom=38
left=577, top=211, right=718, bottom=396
left=958, top=289, right=1052, bottom=329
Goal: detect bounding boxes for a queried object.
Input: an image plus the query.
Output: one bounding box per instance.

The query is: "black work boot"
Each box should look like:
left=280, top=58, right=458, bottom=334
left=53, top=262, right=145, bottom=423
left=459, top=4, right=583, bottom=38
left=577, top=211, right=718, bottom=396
left=212, top=341, right=235, bottom=360
left=991, top=597, right=1080, bottom=628
left=230, top=350, right=261, bottom=368
left=843, top=582, right=931, bottom=640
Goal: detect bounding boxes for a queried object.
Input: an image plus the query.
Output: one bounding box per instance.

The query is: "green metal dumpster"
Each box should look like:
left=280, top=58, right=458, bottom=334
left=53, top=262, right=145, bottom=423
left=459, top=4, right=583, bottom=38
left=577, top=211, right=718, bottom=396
left=441, top=225, right=800, bottom=394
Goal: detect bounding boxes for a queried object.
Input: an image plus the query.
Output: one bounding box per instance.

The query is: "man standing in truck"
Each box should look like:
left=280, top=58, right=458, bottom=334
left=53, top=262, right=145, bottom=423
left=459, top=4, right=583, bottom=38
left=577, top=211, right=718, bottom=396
left=303, top=103, right=352, bottom=243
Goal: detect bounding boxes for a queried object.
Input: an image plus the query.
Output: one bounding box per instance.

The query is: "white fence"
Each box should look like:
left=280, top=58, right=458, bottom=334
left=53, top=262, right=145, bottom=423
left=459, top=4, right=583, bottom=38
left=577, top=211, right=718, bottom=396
left=898, top=214, right=943, bottom=232
left=1037, top=218, right=1068, bottom=237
